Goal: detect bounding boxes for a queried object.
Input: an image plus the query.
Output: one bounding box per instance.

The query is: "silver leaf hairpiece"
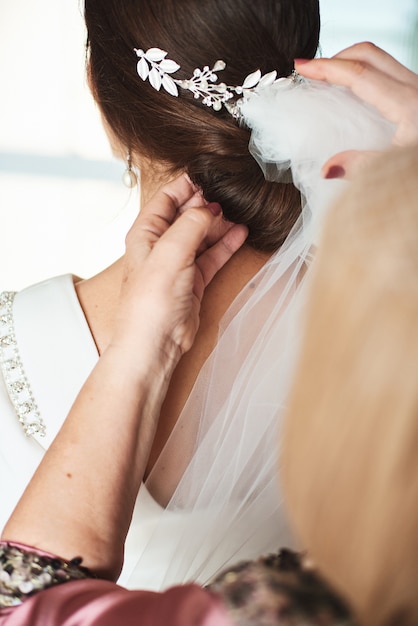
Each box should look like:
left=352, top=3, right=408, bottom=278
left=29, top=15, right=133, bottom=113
left=134, top=47, right=297, bottom=118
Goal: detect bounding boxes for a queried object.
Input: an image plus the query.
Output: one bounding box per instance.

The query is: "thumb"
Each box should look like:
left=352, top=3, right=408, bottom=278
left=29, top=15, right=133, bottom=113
left=322, top=150, right=381, bottom=181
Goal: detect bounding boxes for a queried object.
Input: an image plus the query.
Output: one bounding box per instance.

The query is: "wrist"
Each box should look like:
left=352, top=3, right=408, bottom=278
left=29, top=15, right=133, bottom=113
left=105, top=331, right=181, bottom=383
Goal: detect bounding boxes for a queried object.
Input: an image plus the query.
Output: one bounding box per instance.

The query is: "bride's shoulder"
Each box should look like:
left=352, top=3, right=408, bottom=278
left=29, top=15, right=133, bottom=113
left=3, top=274, right=77, bottom=307
left=0, top=272, right=98, bottom=443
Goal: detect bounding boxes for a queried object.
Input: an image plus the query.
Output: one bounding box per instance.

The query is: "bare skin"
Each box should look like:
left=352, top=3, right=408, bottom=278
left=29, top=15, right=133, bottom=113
left=3, top=176, right=248, bottom=579
left=72, top=40, right=418, bottom=497
left=75, top=165, right=270, bottom=485
left=295, top=42, right=418, bottom=179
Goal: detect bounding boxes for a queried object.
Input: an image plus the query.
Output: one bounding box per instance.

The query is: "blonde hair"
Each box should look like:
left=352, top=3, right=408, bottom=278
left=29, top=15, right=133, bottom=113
left=282, top=145, right=418, bottom=626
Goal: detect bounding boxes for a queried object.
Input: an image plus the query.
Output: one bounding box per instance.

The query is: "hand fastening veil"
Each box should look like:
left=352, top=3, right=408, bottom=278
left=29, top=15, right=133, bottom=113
left=123, top=52, right=395, bottom=590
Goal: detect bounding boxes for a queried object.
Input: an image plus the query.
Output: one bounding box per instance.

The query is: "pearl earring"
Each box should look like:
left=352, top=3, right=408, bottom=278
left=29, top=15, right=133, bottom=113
left=122, top=152, right=138, bottom=188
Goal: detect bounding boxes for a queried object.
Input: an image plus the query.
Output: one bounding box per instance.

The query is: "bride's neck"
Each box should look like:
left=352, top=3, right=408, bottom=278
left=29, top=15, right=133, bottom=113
left=74, top=161, right=169, bottom=355
left=139, top=159, right=172, bottom=205
left=74, top=162, right=272, bottom=357
left=74, top=259, right=125, bottom=355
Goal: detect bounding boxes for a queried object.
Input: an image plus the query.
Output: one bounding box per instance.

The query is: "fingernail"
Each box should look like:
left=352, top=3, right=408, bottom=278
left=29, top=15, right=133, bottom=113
left=324, top=165, right=346, bottom=180
left=294, top=58, right=311, bottom=65
left=207, top=202, right=222, bottom=216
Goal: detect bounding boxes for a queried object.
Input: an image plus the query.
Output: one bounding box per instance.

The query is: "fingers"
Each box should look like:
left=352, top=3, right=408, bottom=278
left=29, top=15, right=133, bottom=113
left=322, top=149, right=381, bottom=181
left=295, top=56, right=405, bottom=123
left=155, top=206, right=239, bottom=268
left=126, top=174, right=196, bottom=248
left=141, top=174, right=196, bottom=221
left=125, top=174, right=247, bottom=303
left=296, top=42, right=417, bottom=88
left=125, top=170, right=247, bottom=288
left=195, top=223, right=248, bottom=296
left=176, top=189, right=208, bottom=215
left=333, top=42, right=418, bottom=87
left=295, top=43, right=418, bottom=146
left=149, top=206, right=247, bottom=302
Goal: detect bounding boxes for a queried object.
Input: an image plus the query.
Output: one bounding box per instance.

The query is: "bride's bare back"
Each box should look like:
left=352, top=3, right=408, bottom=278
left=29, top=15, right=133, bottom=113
left=75, top=243, right=270, bottom=482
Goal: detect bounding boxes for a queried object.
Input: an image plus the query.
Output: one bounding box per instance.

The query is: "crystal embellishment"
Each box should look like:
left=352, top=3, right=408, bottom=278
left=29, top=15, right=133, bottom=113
left=0, top=292, right=46, bottom=437
left=134, top=47, right=285, bottom=118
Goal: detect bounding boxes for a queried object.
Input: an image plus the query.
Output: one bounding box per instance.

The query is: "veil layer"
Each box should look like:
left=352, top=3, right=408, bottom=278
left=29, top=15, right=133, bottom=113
left=127, top=79, right=395, bottom=590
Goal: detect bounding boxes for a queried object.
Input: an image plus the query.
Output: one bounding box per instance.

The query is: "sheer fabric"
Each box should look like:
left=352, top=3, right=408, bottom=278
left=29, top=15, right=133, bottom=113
left=0, top=81, right=395, bottom=594
left=136, top=80, right=395, bottom=589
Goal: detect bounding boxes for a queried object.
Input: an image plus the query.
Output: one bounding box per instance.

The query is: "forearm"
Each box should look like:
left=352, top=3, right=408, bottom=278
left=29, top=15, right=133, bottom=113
left=2, top=343, right=175, bottom=580
left=1, top=178, right=247, bottom=582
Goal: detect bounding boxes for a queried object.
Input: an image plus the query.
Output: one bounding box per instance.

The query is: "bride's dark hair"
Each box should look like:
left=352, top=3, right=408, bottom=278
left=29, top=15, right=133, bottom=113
left=85, top=0, right=320, bottom=252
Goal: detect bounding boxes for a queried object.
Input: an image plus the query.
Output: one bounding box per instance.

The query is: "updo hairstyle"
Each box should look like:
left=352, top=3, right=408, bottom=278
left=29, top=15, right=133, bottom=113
left=84, top=0, right=320, bottom=252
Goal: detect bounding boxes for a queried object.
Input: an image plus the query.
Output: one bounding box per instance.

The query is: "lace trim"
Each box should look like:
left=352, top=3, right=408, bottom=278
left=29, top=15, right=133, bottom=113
left=0, top=543, right=90, bottom=608
left=0, top=291, right=46, bottom=437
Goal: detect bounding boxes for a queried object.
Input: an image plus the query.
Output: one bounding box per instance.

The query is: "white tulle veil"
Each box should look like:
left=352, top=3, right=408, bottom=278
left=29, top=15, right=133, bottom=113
left=128, top=78, right=395, bottom=589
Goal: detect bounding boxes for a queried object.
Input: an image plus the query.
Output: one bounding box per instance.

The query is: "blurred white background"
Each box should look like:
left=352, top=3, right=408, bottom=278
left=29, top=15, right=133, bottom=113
left=0, top=0, right=417, bottom=290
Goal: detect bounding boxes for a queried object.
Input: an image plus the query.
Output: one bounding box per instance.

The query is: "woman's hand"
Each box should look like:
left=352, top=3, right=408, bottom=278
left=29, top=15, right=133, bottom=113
left=2, top=175, right=247, bottom=578
left=295, top=42, right=418, bottom=179
left=112, top=174, right=248, bottom=373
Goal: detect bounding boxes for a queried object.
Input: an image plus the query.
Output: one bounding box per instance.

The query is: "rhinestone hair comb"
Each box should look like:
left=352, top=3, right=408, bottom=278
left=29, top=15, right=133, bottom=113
left=134, top=47, right=294, bottom=118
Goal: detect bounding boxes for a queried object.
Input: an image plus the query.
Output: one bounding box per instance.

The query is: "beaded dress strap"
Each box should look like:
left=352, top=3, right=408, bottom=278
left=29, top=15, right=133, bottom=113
left=0, top=291, right=46, bottom=437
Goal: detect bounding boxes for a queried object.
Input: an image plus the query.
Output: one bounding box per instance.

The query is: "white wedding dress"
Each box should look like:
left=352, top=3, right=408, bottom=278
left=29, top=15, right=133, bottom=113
left=0, top=273, right=295, bottom=591
left=0, top=79, right=395, bottom=592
